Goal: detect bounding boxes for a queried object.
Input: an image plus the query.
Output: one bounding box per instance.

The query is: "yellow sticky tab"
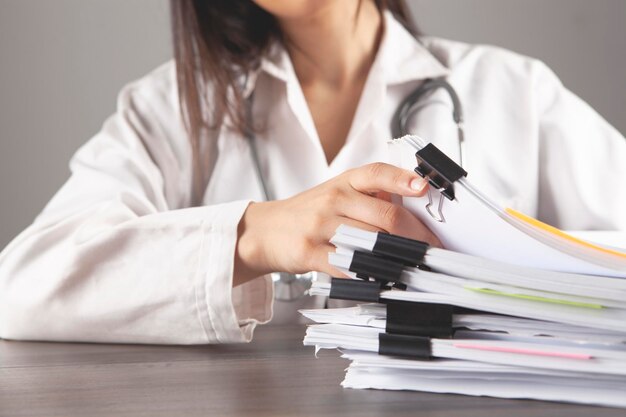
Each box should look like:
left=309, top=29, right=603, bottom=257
left=465, top=286, right=603, bottom=309
left=505, top=208, right=626, bottom=259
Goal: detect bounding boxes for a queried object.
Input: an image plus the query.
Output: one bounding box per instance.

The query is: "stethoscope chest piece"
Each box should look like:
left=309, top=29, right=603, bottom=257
left=271, top=271, right=315, bottom=301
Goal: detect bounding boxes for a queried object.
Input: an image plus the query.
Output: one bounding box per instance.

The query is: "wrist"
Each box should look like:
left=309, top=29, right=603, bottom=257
left=234, top=201, right=272, bottom=286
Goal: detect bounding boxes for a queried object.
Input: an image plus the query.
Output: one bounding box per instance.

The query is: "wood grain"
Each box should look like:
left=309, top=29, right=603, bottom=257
left=0, top=325, right=622, bottom=417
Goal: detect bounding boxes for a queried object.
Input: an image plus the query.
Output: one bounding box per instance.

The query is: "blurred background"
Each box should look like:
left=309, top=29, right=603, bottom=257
left=0, top=0, right=624, bottom=249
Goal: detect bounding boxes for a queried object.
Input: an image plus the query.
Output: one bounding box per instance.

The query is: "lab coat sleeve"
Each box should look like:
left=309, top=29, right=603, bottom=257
left=533, top=61, right=626, bottom=231
left=0, top=71, right=273, bottom=344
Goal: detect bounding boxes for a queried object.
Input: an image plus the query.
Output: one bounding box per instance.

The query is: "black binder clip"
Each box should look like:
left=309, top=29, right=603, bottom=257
left=414, top=143, right=468, bottom=223
left=351, top=250, right=408, bottom=291
left=329, top=250, right=407, bottom=302
left=385, top=300, right=454, bottom=338
left=379, top=333, right=432, bottom=359
left=350, top=250, right=404, bottom=284
left=377, top=300, right=454, bottom=360
left=378, top=301, right=454, bottom=360
left=372, top=232, right=429, bottom=267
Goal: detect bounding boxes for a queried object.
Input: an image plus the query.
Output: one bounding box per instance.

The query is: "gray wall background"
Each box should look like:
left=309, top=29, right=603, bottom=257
left=1, top=0, right=624, bottom=249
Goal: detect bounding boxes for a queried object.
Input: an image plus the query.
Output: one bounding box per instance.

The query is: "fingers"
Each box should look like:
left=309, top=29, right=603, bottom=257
left=309, top=209, right=441, bottom=278
left=338, top=192, right=442, bottom=247
left=374, top=191, right=393, bottom=202
left=277, top=163, right=442, bottom=277
left=303, top=204, right=441, bottom=276
left=347, top=163, right=428, bottom=197
left=316, top=216, right=384, bottom=241
left=309, top=219, right=383, bottom=277
left=311, top=243, right=349, bottom=278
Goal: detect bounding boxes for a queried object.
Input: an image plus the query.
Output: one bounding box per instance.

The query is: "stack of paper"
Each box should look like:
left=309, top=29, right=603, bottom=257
left=300, top=136, right=626, bottom=408
left=302, top=307, right=626, bottom=406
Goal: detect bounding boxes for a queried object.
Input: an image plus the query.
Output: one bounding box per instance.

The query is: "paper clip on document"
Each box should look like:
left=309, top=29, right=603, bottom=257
left=410, top=141, right=467, bottom=223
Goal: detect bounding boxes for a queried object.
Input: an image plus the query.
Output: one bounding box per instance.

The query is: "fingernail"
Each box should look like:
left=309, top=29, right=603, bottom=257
left=410, top=177, right=427, bottom=192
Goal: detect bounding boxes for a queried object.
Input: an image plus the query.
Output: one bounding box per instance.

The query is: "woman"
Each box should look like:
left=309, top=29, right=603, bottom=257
left=0, top=0, right=624, bottom=344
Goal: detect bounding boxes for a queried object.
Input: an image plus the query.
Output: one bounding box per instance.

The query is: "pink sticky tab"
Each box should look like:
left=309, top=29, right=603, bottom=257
left=453, top=342, right=593, bottom=360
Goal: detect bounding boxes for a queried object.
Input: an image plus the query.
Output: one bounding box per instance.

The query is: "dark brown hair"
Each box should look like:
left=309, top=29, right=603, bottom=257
left=170, top=0, right=418, bottom=172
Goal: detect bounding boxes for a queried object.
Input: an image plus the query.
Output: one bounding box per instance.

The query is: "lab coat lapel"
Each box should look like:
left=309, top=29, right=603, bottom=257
left=261, top=45, right=328, bottom=162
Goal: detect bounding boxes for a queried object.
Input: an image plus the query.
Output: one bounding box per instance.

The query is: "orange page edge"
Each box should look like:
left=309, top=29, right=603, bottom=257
left=505, top=208, right=626, bottom=259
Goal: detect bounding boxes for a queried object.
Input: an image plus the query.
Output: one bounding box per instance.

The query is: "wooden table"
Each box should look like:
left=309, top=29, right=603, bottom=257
left=0, top=325, right=622, bottom=417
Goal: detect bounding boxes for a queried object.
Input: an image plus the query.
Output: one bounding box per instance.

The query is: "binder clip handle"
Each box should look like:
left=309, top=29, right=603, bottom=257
left=424, top=188, right=446, bottom=223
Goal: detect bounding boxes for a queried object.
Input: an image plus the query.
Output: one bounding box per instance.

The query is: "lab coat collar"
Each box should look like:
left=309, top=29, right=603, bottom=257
left=241, top=43, right=288, bottom=98
left=255, top=10, right=449, bottom=91
left=378, top=12, right=450, bottom=84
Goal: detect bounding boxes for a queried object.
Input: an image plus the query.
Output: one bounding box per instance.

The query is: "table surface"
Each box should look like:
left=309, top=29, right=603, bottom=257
left=1, top=325, right=623, bottom=417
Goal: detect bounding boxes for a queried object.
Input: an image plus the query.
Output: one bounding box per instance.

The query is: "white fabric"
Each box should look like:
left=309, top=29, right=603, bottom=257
left=0, top=12, right=624, bottom=343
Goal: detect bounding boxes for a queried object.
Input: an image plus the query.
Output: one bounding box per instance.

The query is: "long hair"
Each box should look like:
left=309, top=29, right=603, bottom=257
left=170, top=0, right=418, bottom=183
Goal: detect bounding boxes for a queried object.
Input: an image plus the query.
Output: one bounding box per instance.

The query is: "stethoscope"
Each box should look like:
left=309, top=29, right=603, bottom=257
left=245, top=77, right=465, bottom=301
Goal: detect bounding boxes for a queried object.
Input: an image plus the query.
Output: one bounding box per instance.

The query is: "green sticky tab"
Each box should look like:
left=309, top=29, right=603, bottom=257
left=465, top=286, right=603, bottom=309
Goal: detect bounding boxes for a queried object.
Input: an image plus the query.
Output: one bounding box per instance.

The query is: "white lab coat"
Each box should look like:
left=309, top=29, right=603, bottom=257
left=0, top=13, right=624, bottom=344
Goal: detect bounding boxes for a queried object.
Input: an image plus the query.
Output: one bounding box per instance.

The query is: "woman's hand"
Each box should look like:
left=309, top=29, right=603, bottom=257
left=234, top=163, right=441, bottom=285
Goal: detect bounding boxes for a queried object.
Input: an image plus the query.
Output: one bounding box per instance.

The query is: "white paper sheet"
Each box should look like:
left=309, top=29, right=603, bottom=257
left=305, top=324, right=626, bottom=376
left=300, top=306, right=626, bottom=346
left=342, top=365, right=626, bottom=408
left=309, top=280, right=626, bottom=333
